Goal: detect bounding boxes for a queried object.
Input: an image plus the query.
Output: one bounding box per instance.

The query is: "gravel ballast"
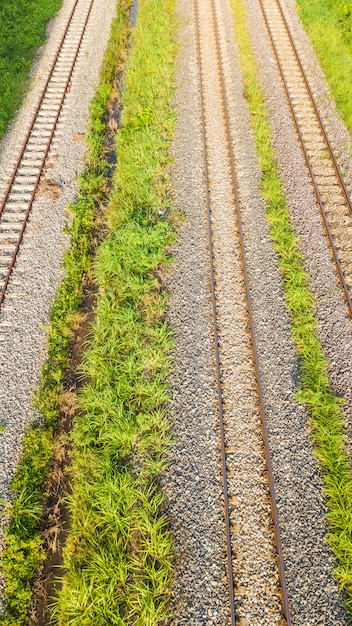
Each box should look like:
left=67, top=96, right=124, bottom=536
left=245, top=0, right=352, bottom=532
left=0, top=0, right=351, bottom=622
left=223, top=0, right=348, bottom=619
left=162, top=0, right=231, bottom=621
left=261, top=0, right=352, bottom=463
left=163, top=0, right=349, bottom=621
left=0, top=0, right=117, bottom=609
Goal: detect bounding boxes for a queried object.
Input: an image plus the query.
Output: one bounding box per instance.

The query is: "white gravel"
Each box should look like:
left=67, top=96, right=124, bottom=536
left=0, top=0, right=117, bottom=610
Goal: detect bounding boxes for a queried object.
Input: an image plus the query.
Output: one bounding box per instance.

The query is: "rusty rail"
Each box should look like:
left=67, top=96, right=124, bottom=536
left=0, top=0, right=95, bottom=306
left=193, top=0, right=292, bottom=622
left=258, top=0, right=352, bottom=318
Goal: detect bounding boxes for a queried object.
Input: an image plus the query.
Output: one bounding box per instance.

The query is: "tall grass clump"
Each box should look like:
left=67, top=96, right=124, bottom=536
left=295, top=0, right=352, bottom=139
left=0, top=2, right=132, bottom=624
left=54, top=0, right=177, bottom=623
left=0, top=0, right=62, bottom=140
left=231, top=0, right=352, bottom=612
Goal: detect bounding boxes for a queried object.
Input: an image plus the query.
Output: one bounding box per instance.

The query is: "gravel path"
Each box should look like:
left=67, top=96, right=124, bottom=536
left=0, top=0, right=117, bottom=610
left=164, top=0, right=349, bottom=621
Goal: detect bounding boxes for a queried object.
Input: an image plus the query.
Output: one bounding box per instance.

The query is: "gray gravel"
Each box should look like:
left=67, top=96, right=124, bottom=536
left=0, top=0, right=350, bottom=622
left=162, top=0, right=231, bottom=622
left=247, top=0, right=352, bottom=466
left=197, top=0, right=284, bottom=620
left=277, top=0, right=352, bottom=195
left=228, top=0, right=351, bottom=625
left=163, top=0, right=350, bottom=621
left=259, top=0, right=352, bottom=296
left=268, top=0, right=352, bottom=461
left=0, top=0, right=117, bottom=610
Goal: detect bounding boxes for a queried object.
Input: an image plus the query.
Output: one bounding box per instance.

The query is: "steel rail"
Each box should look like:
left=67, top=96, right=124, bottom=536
left=273, top=0, right=352, bottom=217
left=0, top=0, right=95, bottom=307
left=193, top=1, right=236, bottom=623
left=209, top=0, right=291, bottom=622
left=258, top=0, right=352, bottom=319
left=194, top=0, right=291, bottom=622
left=0, top=0, right=80, bottom=218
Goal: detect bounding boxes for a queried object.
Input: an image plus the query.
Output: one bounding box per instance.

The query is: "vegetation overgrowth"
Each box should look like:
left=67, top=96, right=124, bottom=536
left=54, top=0, right=177, bottom=622
left=0, top=1, right=132, bottom=623
left=232, top=0, right=352, bottom=612
left=295, top=0, right=352, bottom=138
left=0, top=0, right=62, bottom=140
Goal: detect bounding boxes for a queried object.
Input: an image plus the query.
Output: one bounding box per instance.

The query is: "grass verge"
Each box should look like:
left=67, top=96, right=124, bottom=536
left=0, top=2, right=132, bottom=623
left=231, top=0, right=352, bottom=612
left=53, top=0, right=177, bottom=623
left=294, top=0, right=352, bottom=139
left=0, top=0, right=62, bottom=141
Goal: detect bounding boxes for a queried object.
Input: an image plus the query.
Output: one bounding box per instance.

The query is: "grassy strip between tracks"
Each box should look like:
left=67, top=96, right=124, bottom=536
left=232, top=0, right=352, bottom=612
left=54, top=0, right=177, bottom=622
left=0, top=1, right=132, bottom=624
left=0, top=0, right=63, bottom=141
left=294, top=0, right=352, bottom=141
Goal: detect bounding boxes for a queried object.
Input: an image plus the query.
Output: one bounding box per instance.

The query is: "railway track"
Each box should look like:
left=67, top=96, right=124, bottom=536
left=258, top=0, right=352, bottom=317
left=0, top=0, right=95, bottom=307
left=194, top=0, right=291, bottom=622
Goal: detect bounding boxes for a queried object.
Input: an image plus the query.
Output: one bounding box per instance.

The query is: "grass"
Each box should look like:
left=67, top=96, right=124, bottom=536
left=52, top=0, right=177, bottom=622
left=0, top=1, right=132, bottom=624
left=295, top=0, right=352, bottom=137
left=0, top=0, right=62, bottom=140
left=231, top=0, right=352, bottom=612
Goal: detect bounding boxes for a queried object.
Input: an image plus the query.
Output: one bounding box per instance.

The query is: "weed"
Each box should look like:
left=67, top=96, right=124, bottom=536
left=296, top=0, right=352, bottom=138
left=232, top=0, right=352, bottom=612
left=0, top=2, right=132, bottom=624
left=54, top=0, right=177, bottom=621
left=0, top=0, right=62, bottom=140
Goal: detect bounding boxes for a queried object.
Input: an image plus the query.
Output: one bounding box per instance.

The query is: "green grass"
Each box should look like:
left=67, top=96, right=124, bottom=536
left=53, top=0, right=177, bottom=623
left=231, top=0, right=352, bottom=612
left=295, top=0, right=352, bottom=138
left=0, top=2, right=132, bottom=624
left=0, top=0, right=62, bottom=140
